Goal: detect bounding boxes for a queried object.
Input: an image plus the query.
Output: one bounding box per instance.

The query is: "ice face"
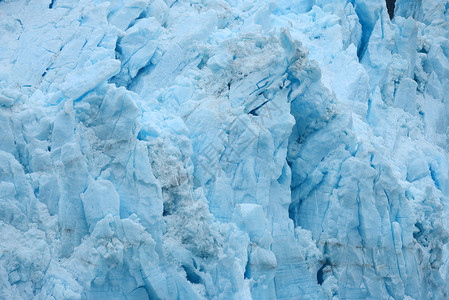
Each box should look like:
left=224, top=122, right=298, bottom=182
left=0, top=0, right=448, bottom=299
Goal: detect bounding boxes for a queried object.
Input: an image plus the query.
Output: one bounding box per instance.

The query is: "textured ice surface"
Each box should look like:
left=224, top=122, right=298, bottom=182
left=0, top=0, right=448, bottom=299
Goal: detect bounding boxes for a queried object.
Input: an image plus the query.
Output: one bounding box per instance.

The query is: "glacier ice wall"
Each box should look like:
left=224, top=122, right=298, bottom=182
left=0, top=0, right=448, bottom=299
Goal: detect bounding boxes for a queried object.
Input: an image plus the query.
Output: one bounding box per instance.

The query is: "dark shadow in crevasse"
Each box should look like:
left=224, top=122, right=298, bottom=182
left=386, top=0, right=396, bottom=20
left=317, top=259, right=332, bottom=285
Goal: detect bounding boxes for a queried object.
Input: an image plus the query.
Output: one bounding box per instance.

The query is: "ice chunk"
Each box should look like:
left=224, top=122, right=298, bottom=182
left=61, top=59, right=121, bottom=100
left=233, top=204, right=265, bottom=243
left=81, top=179, right=120, bottom=229
left=394, top=78, right=417, bottom=114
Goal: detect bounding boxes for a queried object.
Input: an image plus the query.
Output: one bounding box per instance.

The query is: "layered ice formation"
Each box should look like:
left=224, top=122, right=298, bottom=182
left=0, top=0, right=448, bottom=299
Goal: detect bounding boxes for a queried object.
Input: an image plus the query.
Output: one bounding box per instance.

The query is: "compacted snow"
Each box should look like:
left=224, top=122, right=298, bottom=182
left=0, top=0, right=448, bottom=299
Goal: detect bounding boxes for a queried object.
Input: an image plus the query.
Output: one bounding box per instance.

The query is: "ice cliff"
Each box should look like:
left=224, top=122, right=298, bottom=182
left=0, top=0, right=448, bottom=299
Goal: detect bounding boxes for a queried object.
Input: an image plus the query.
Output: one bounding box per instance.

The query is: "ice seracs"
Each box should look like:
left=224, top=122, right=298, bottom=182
left=0, top=0, right=448, bottom=299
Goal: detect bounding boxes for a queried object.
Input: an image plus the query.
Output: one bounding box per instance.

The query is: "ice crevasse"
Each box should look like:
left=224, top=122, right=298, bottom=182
left=0, top=0, right=448, bottom=299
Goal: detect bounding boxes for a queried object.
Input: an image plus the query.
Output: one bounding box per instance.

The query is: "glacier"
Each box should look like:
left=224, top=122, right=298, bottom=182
left=0, top=0, right=448, bottom=299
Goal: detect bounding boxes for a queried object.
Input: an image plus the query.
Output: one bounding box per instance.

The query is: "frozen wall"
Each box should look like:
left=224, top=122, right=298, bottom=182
left=0, top=0, right=448, bottom=299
